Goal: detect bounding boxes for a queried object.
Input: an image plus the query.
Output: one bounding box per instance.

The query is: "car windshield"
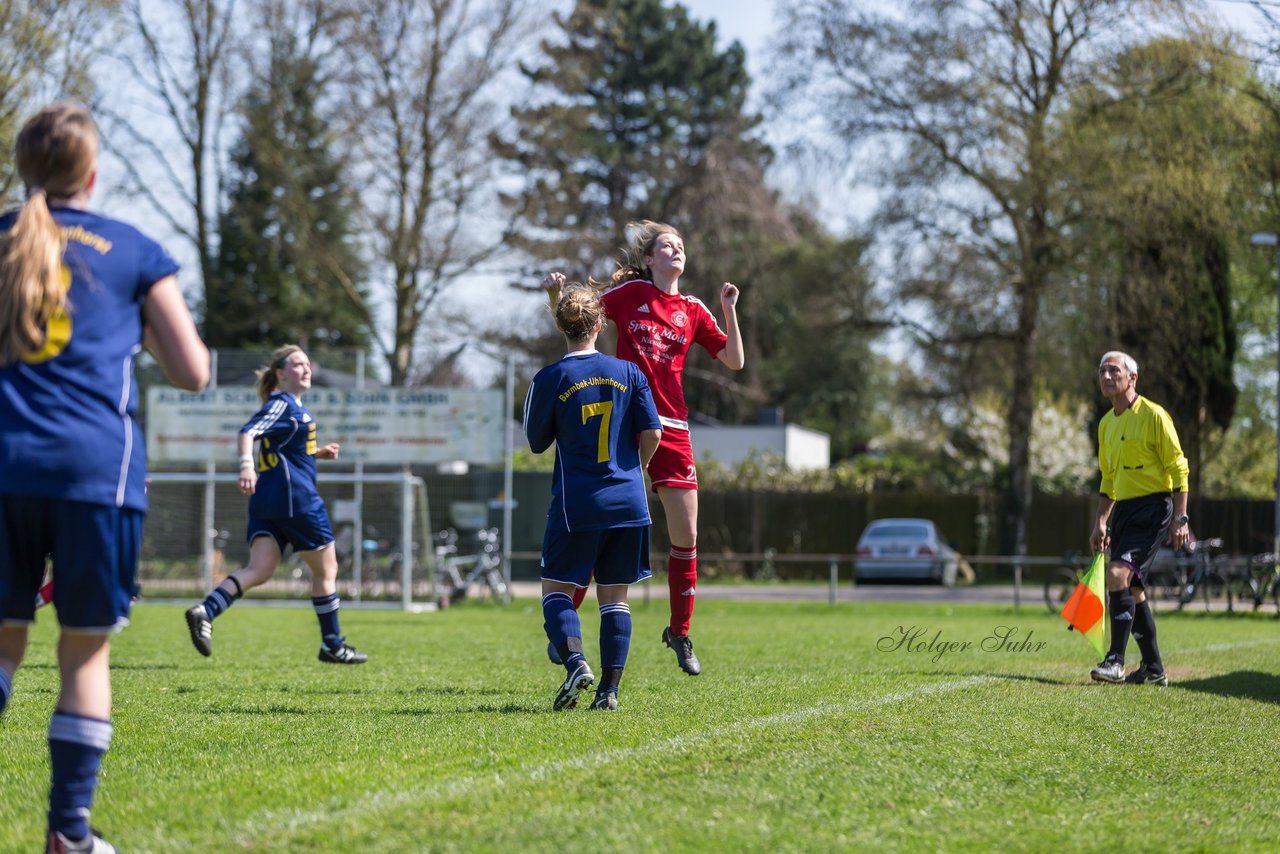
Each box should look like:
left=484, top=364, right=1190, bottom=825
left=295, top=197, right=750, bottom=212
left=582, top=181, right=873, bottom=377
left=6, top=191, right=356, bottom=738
left=866, top=524, right=930, bottom=539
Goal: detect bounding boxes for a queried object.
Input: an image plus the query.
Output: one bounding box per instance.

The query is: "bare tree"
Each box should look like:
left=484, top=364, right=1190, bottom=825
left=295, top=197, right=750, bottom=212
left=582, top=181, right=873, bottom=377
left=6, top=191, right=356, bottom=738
left=336, top=0, right=532, bottom=384
left=0, top=1, right=120, bottom=199
left=99, top=0, right=240, bottom=298
left=772, top=0, right=1193, bottom=556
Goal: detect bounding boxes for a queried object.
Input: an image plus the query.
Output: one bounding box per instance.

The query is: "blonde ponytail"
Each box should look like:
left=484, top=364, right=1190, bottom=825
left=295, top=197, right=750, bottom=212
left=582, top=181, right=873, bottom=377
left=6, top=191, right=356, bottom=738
left=0, top=192, right=67, bottom=365
left=0, top=103, right=99, bottom=366
left=256, top=345, right=305, bottom=402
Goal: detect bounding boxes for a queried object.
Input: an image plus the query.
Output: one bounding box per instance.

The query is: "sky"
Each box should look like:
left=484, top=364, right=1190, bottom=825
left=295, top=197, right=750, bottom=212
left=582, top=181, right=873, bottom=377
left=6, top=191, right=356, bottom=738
left=102, top=0, right=1274, bottom=384
left=684, top=0, right=776, bottom=69
left=408, top=0, right=1276, bottom=382
left=689, top=0, right=1269, bottom=48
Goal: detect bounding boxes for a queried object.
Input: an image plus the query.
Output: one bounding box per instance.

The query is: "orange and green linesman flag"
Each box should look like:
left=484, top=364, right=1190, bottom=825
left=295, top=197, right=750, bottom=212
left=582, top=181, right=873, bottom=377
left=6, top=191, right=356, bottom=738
left=1060, top=552, right=1107, bottom=658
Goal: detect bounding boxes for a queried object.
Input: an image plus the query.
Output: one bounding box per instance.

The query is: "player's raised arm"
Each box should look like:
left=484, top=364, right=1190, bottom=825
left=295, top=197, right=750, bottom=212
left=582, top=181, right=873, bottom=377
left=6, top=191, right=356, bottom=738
left=716, top=282, right=744, bottom=371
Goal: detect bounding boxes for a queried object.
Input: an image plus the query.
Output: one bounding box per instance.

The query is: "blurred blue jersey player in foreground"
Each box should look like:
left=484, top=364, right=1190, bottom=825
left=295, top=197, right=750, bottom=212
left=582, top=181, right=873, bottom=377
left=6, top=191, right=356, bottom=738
left=0, top=104, right=210, bottom=853
left=185, top=345, right=367, bottom=664
left=524, top=283, right=662, bottom=711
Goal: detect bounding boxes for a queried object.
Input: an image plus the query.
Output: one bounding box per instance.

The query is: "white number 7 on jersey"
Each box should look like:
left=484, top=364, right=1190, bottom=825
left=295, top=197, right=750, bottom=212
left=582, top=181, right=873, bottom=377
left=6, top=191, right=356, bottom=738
left=581, top=401, right=613, bottom=463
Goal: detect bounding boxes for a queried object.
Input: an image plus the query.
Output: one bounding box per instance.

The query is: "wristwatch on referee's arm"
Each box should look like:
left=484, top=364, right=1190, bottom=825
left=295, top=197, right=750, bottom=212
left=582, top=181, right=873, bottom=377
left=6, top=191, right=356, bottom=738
left=1173, top=514, right=1190, bottom=526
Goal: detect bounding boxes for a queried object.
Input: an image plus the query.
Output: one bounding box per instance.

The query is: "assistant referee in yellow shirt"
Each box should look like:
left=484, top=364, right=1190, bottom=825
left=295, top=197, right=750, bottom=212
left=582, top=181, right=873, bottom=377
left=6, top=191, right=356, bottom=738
left=1088, top=351, right=1190, bottom=686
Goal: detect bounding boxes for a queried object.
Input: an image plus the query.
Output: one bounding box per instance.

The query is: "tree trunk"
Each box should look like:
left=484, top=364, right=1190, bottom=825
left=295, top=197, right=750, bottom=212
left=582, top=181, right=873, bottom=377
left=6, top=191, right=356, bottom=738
left=1000, top=280, right=1041, bottom=558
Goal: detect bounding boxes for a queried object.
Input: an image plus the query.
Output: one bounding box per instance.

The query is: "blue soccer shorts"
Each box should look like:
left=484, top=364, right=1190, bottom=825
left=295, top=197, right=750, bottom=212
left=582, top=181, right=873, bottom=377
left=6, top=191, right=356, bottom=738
left=540, top=523, right=652, bottom=588
left=0, top=494, right=141, bottom=633
left=247, top=505, right=335, bottom=555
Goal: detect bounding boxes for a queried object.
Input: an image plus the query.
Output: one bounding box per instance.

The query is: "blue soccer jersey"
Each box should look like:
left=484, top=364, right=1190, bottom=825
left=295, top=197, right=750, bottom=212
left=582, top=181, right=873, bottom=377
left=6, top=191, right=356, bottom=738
left=524, top=351, right=661, bottom=532
left=0, top=206, right=180, bottom=511
left=242, top=392, right=324, bottom=519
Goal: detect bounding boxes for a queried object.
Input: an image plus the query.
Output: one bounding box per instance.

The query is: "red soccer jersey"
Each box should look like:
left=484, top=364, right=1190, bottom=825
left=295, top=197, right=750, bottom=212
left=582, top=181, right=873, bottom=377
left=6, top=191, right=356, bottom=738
left=600, top=279, right=728, bottom=430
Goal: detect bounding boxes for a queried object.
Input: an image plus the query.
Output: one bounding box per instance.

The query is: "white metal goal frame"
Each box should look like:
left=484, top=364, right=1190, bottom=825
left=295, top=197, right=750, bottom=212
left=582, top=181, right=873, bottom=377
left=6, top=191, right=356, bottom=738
left=146, top=469, right=435, bottom=610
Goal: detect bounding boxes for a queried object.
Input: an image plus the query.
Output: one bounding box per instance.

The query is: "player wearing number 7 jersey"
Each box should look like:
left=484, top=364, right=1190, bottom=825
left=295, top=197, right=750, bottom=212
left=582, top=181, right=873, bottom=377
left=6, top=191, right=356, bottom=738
left=525, top=284, right=662, bottom=711
left=543, top=219, right=745, bottom=677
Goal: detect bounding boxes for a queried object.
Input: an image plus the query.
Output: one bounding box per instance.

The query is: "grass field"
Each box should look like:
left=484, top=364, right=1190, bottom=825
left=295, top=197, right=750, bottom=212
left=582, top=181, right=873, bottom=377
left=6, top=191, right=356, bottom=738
left=2, top=595, right=1279, bottom=852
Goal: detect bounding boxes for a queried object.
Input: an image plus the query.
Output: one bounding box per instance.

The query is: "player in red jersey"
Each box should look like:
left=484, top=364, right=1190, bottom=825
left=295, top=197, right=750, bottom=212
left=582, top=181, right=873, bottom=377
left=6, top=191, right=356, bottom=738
left=543, top=220, right=743, bottom=675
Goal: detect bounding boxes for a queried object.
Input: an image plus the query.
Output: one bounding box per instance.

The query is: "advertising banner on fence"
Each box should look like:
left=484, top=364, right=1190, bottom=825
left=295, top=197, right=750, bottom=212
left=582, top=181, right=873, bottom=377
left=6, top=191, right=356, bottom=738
left=146, top=386, right=505, bottom=465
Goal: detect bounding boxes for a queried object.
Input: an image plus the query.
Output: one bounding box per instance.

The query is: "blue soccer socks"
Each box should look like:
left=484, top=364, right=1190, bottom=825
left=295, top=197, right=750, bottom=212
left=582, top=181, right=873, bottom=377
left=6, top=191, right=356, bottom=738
left=0, top=668, right=11, bottom=715
left=47, top=711, right=112, bottom=841
left=312, top=593, right=344, bottom=650
left=200, top=587, right=236, bottom=620
left=200, top=574, right=243, bottom=621
left=599, top=602, right=631, bottom=670
left=543, top=591, right=584, bottom=668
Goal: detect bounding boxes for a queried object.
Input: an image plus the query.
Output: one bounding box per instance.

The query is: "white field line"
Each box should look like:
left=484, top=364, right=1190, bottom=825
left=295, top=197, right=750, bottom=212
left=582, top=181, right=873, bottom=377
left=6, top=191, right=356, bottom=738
left=1183, top=636, right=1280, bottom=654
left=160, top=675, right=994, bottom=851
left=136, top=636, right=1278, bottom=851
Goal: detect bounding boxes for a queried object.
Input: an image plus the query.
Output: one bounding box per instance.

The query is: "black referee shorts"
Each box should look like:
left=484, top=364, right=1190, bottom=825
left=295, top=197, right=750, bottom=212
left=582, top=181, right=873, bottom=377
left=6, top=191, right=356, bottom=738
left=1108, top=492, right=1172, bottom=584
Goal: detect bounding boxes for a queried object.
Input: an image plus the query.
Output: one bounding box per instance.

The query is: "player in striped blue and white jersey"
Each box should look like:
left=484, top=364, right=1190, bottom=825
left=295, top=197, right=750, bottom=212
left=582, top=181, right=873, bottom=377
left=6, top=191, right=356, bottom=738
left=184, top=346, right=367, bottom=665
left=525, top=284, right=661, bottom=711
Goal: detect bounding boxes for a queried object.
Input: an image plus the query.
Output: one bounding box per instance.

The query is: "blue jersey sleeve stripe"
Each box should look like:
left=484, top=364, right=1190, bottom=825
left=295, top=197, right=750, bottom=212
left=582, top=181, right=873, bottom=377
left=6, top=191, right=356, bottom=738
left=243, top=397, right=288, bottom=438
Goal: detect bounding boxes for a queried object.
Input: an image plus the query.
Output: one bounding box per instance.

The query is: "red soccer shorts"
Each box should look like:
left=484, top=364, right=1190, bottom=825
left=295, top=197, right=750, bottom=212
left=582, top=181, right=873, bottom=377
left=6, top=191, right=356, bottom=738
left=647, top=428, right=698, bottom=491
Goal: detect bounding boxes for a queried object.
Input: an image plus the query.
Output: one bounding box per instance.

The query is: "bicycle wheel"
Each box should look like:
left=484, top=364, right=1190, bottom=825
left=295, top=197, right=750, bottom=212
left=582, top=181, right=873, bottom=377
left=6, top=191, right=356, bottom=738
left=1044, top=569, right=1079, bottom=614
left=1195, top=572, right=1229, bottom=612
left=1232, top=573, right=1261, bottom=612
left=1145, top=568, right=1181, bottom=610
left=433, top=565, right=461, bottom=607
left=485, top=568, right=511, bottom=605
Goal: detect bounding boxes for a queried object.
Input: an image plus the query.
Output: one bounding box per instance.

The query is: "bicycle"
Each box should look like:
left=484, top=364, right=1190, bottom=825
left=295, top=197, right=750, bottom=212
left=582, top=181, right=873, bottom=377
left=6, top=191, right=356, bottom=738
left=433, top=527, right=510, bottom=606
left=1175, top=538, right=1230, bottom=612
left=1232, top=552, right=1280, bottom=613
left=335, top=522, right=388, bottom=578
left=1043, top=539, right=1220, bottom=614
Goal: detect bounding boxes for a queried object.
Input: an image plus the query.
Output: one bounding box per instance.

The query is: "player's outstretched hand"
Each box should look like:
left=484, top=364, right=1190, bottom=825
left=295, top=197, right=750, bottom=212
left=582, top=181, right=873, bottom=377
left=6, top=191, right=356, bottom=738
left=543, top=272, right=565, bottom=309
left=317, top=443, right=340, bottom=461
left=720, top=282, right=739, bottom=308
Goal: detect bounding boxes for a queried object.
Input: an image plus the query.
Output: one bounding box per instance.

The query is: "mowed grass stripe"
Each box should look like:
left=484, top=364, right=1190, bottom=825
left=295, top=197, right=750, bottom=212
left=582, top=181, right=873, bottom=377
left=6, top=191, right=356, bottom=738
left=5, top=600, right=1280, bottom=852
left=218, top=675, right=996, bottom=849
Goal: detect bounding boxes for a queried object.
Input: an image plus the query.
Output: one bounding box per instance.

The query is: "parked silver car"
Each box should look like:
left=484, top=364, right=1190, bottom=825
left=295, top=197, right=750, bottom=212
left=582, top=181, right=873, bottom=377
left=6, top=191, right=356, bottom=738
left=854, top=518, right=960, bottom=586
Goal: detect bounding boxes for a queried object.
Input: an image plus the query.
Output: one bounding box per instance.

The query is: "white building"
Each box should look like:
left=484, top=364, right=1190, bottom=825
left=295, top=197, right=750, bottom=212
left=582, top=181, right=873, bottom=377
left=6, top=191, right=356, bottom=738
left=690, top=423, right=831, bottom=472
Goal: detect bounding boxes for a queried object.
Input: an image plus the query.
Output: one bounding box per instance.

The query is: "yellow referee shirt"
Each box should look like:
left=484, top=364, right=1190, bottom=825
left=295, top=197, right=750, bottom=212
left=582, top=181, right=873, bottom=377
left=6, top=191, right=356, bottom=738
left=1097, top=396, right=1189, bottom=501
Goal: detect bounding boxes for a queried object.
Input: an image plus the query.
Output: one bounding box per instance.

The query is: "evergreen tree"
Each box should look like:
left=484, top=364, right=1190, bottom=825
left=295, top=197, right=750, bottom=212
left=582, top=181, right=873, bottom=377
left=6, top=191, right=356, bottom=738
left=750, top=221, right=883, bottom=458
left=495, top=0, right=828, bottom=427
left=496, top=0, right=759, bottom=280
left=205, top=26, right=368, bottom=349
